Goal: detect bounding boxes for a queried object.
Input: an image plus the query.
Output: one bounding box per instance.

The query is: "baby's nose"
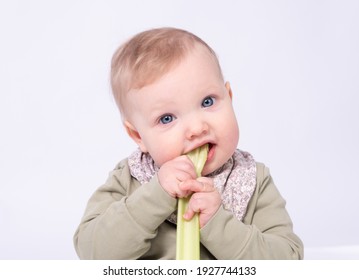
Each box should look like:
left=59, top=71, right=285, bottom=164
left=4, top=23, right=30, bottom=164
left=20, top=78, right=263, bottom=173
left=185, top=119, right=209, bottom=140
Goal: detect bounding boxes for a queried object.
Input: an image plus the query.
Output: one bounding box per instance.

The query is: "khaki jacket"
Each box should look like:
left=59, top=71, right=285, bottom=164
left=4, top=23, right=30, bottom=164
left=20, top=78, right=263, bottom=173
left=74, top=159, right=303, bottom=259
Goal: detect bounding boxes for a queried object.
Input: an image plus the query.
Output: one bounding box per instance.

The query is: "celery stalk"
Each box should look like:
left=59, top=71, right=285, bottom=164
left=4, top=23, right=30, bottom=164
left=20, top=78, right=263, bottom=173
left=176, top=144, right=208, bottom=260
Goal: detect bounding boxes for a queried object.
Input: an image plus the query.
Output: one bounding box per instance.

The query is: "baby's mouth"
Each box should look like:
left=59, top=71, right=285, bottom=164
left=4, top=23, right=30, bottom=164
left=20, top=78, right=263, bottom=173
left=206, top=143, right=216, bottom=163
left=186, top=142, right=215, bottom=158
left=208, top=143, right=214, bottom=151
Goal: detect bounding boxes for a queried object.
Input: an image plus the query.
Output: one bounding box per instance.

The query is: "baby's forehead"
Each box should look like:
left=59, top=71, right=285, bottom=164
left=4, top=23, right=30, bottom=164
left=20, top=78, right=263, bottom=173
left=134, top=44, right=222, bottom=88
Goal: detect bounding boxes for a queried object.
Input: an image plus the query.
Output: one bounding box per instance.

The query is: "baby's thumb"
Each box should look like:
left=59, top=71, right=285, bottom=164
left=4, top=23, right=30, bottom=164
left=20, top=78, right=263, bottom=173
left=183, top=207, right=196, bottom=221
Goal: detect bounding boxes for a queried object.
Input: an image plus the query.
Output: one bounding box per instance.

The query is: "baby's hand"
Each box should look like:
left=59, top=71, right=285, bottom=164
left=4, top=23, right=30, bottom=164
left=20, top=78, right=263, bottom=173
left=179, top=177, right=221, bottom=228
left=157, top=156, right=197, bottom=198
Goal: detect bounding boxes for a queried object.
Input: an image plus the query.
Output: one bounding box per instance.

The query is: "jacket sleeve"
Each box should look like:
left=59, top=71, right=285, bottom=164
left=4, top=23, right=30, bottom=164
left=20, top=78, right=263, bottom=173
left=200, top=163, right=304, bottom=259
left=73, top=160, right=177, bottom=259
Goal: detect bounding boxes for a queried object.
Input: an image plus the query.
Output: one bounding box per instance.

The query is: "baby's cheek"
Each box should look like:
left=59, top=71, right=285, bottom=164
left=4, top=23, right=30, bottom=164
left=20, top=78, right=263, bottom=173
left=152, top=146, right=179, bottom=167
left=227, top=115, right=240, bottom=144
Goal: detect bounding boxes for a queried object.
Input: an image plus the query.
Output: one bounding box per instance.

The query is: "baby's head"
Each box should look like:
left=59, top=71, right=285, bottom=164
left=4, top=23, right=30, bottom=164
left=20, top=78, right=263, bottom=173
left=111, top=27, right=239, bottom=175
left=111, top=27, right=222, bottom=117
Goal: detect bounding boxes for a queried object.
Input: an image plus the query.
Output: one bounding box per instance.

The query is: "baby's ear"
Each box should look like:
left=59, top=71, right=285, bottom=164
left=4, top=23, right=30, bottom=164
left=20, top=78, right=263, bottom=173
left=225, top=81, right=233, bottom=100
left=123, top=121, right=148, bottom=153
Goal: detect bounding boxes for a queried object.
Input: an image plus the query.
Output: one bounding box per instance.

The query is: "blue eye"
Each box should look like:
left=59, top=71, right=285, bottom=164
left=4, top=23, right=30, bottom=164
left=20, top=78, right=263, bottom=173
left=159, top=114, right=174, bottom=124
left=202, top=96, right=215, bottom=107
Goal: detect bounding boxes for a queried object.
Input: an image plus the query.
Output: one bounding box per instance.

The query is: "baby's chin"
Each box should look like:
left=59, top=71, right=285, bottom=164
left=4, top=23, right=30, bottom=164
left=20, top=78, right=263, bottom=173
left=202, top=151, right=235, bottom=176
left=202, top=162, right=222, bottom=176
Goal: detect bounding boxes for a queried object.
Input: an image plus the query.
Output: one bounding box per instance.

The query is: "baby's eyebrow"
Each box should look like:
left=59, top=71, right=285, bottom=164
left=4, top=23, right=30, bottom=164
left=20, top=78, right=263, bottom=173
left=150, top=103, right=172, bottom=115
left=151, top=96, right=178, bottom=111
left=148, top=105, right=173, bottom=120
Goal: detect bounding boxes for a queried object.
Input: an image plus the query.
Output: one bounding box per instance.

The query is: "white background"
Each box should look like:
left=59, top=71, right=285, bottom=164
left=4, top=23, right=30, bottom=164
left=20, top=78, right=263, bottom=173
left=0, top=0, right=358, bottom=259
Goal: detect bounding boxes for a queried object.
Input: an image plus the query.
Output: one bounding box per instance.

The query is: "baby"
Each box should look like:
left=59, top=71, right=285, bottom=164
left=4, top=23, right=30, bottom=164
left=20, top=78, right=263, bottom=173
left=74, top=27, right=303, bottom=259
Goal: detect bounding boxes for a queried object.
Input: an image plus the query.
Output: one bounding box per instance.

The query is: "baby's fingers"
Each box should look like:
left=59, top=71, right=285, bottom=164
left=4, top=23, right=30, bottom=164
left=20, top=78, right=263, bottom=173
left=179, top=177, right=214, bottom=193
left=182, top=193, right=213, bottom=228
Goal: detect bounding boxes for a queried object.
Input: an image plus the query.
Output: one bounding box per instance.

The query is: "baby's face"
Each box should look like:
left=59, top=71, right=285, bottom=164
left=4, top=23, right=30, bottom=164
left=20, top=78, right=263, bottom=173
left=124, top=45, right=239, bottom=175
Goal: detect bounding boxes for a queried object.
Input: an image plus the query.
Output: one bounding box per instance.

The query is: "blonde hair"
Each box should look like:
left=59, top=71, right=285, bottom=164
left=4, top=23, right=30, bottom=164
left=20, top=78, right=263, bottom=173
left=110, top=27, right=223, bottom=117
